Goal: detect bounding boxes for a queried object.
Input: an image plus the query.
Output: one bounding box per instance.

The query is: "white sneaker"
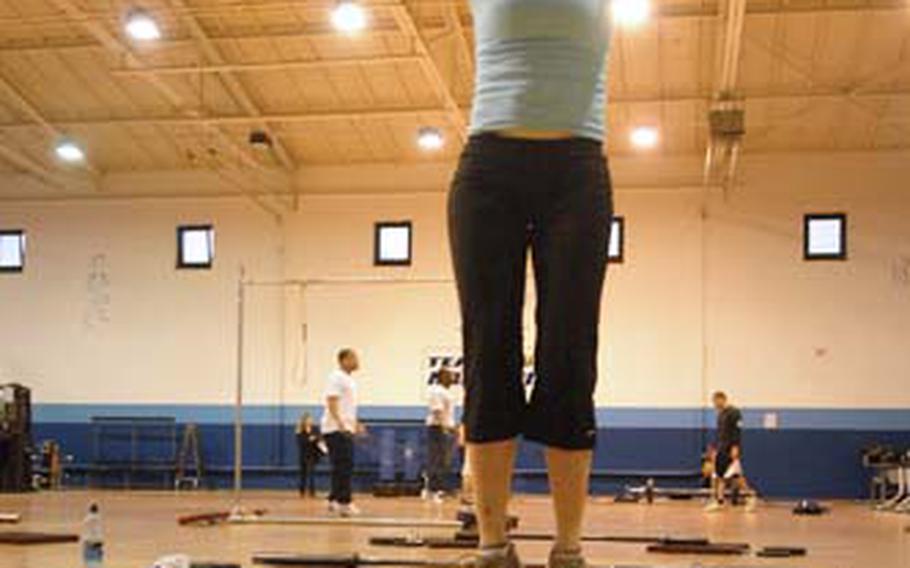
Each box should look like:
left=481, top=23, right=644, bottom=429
left=704, top=500, right=724, bottom=513
left=474, top=542, right=523, bottom=568
left=548, top=547, right=586, bottom=568
left=327, top=500, right=340, bottom=514
left=338, top=503, right=361, bottom=517
left=432, top=492, right=445, bottom=505
left=421, top=489, right=430, bottom=501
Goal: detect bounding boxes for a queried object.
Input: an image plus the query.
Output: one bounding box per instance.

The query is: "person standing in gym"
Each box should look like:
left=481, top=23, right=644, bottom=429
left=295, top=413, right=324, bottom=497
left=448, top=2, right=613, bottom=567
left=425, top=367, right=458, bottom=503
left=705, top=391, right=753, bottom=511
left=321, top=348, right=364, bottom=517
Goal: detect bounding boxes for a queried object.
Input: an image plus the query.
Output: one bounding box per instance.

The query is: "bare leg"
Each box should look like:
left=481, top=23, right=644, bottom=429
left=461, top=457, right=476, bottom=507
left=546, top=448, right=592, bottom=552
left=469, top=439, right=518, bottom=548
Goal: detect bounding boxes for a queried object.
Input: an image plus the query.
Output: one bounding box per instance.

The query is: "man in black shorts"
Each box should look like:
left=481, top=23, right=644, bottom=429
left=705, top=391, right=754, bottom=511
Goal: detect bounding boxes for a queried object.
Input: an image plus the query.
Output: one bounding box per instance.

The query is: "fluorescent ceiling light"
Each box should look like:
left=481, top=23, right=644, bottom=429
left=125, top=9, right=162, bottom=41
left=417, top=127, right=445, bottom=151
left=55, top=140, right=85, bottom=163
left=331, top=2, right=367, bottom=33
left=630, top=126, right=659, bottom=149
left=612, top=0, right=651, bottom=27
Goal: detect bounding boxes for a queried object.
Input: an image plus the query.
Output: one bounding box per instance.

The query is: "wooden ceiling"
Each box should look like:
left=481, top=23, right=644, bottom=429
left=0, top=0, right=907, bottom=193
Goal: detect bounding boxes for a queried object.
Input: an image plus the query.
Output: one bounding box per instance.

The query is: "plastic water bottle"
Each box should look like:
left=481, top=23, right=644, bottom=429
left=645, top=477, right=655, bottom=504
left=81, top=503, right=104, bottom=567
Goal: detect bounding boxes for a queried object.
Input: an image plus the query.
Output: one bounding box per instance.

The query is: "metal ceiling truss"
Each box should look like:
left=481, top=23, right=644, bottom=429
left=703, top=0, right=748, bottom=193
left=47, top=0, right=295, bottom=219
left=391, top=1, right=468, bottom=143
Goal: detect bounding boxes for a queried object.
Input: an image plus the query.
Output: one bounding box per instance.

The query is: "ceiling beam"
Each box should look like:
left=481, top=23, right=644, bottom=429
left=47, top=0, right=292, bottom=211
left=612, top=88, right=910, bottom=104
left=110, top=54, right=424, bottom=77
left=702, top=0, right=748, bottom=189
left=165, top=0, right=296, bottom=173
left=209, top=165, right=285, bottom=223
left=0, top=71, right=101, bottom=182
left=715, top=0, right=747, bottom=97
left=1, top=0, right=906, bottom=30
left=1, top=86, right=910, bottom=132
left=0, top=28, right=413, bottom=55
left=446, top=5, right=474, bottom=80
left=1, top=0, right=906, bottom=56
left=390, top=3, right=467, bottom=143
left=0, top=59, right=98, bottom=190
left=743, top=29, right=910, bottom=146
left=0, top=108, right=450, bottom=130
left=0, top=143, right=72, bottom=191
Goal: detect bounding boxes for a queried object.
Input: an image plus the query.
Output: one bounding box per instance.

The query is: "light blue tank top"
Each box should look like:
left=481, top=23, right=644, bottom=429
left=469, top=0, right=611, bottom=142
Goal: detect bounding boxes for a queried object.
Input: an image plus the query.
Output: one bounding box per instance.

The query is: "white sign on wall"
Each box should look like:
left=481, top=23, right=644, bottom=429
left=425, top=354, right=463, bottom=385
left=425, top=352, right=536, bottom=390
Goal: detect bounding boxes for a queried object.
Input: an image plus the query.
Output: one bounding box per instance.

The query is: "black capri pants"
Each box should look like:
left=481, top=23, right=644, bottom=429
left=448, top=133, right=613, bottom=450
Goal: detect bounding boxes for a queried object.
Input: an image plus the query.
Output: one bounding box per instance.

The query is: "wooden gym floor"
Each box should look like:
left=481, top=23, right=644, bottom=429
left=0, top=491, right=906, bottom=568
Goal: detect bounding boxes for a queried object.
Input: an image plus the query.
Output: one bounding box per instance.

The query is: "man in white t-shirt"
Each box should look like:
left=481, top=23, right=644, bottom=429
left=321, top=348, right=364, bottom=516
left=425, top=367, right=457, bottom=503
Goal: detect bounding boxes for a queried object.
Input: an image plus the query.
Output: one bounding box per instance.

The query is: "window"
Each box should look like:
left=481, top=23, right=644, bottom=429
left=0, top=230, right=25, bottom=273
left=608, top=216, right=625, bottom=263
left=374, top=221, right=412, bottom=266
left=804, top=213, right=847, bottom=261
left=177, top=225, right=215, bottom=269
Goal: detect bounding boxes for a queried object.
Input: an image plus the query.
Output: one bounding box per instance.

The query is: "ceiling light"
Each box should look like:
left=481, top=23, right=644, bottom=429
left=55, top=139, right=85, bottom=163
left=630, top=126, right=659, bottom=149
left=125, top=9, right=162, bottom=41
left=331, top=2, right=367, bottom=33
left=417, top=127, right=445, bottom=151
left=611, top=0, right=650, bottom=27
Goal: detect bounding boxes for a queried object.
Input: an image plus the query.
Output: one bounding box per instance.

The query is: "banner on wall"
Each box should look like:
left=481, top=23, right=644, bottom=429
left=424, top=352, right=536, bottom=390
left=425, top=354, right=463, bottom=385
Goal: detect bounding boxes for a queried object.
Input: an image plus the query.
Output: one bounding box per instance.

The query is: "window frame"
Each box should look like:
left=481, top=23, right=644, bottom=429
left=374, top=221, right=413, bottom=267
left=176, top=224, right=215, bottom=270
left=0, top=229, right=26, bottom=273
left=804, top=213, right=847, bottom=261
left=608, top=216, right=625, bottom=264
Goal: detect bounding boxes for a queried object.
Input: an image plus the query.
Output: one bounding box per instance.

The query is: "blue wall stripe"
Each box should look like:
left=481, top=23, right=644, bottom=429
left=32, top=404, right=426, bottom=425
left=32, top=404, right=910, bottom=431
left=31, top=420, right=910, bottom=498
left=743, top=408, right=910, bottom=431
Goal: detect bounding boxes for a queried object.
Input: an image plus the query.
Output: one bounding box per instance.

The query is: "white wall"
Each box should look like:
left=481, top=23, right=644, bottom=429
left=1, top=151, right=909, bottom=411
left=705, top=154, right=910, bottom=408
left=0, top=198, right=283, bottom=405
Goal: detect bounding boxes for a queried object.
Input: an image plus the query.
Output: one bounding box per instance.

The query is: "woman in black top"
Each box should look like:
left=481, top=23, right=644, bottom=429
left=296, top=413, right=323, bottom=497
